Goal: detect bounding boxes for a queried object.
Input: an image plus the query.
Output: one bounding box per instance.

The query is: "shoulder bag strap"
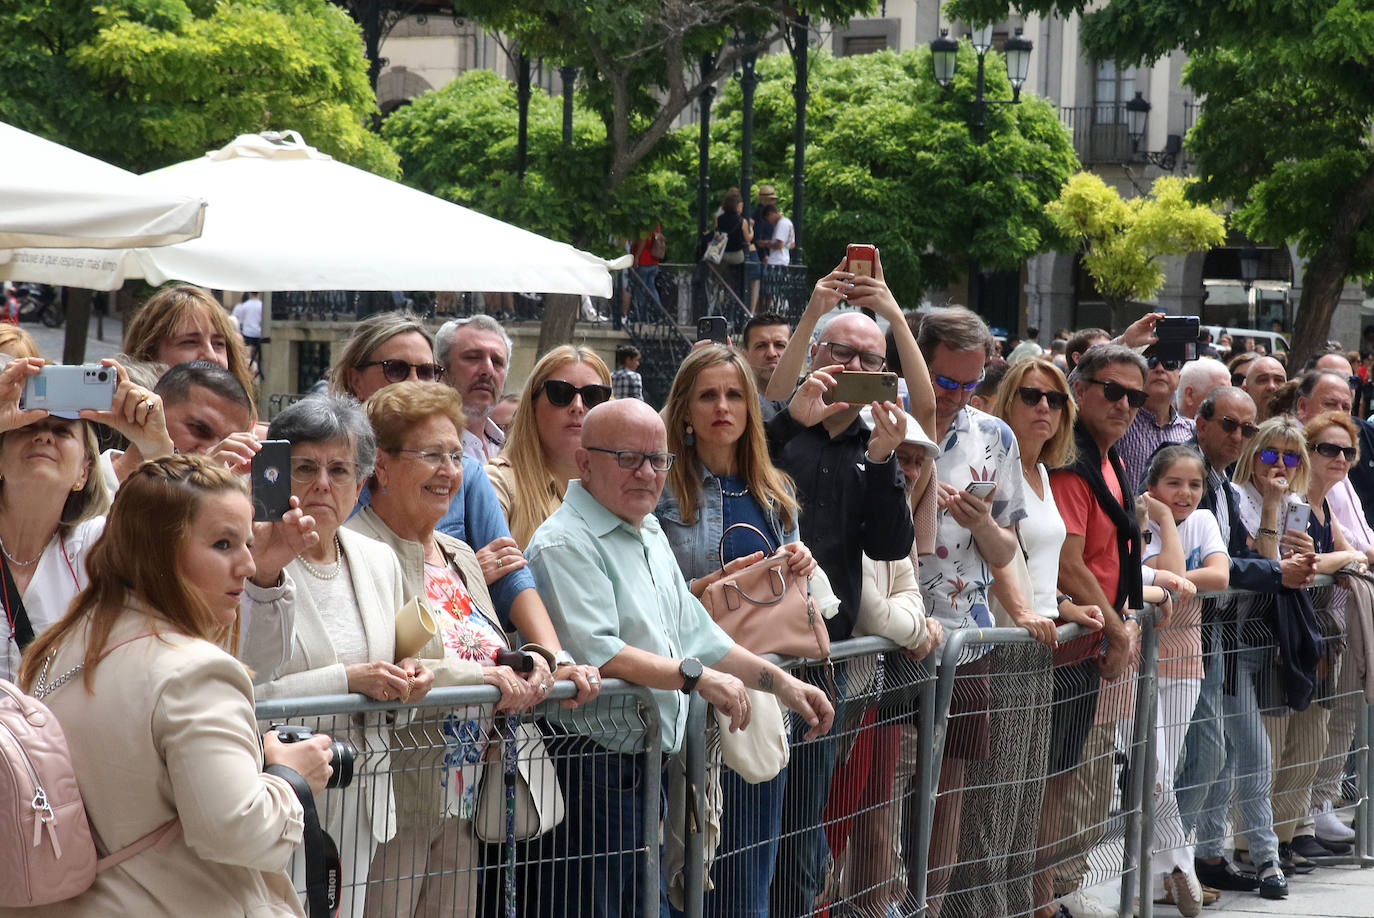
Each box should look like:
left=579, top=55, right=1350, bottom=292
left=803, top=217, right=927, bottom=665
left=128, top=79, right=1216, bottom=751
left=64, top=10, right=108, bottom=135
left=1, top=555, right=34, bottom=651
left=716, top=522, right=777, bottom=573
left=265, top=764, right=339, bottom=918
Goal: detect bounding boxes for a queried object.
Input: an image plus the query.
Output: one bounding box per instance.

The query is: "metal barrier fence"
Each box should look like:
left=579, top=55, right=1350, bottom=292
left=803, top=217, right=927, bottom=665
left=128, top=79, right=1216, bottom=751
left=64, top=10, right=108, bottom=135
left=252, top=581, right=1373, bottom=918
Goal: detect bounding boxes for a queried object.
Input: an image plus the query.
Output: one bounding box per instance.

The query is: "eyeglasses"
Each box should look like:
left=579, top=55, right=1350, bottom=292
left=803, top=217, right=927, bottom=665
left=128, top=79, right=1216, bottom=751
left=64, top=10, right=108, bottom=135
left=819, top=341, right=886, bottom=373
left=1313, top=442, right=1358, bottom=462
left=1147, top=356, right=1183, bottom=372
left=585, top=447, right=675, bottom=471
left=1215, top=416, right=1259, bottom=439
left=1258, top=448, right=1302, bottom=468
left=388, top=447, right=464, bottom=469
left=1016, top=386, right=1069, bottom=410
left=1081, top=377, right=1148, bottom=408
left=357, top=359, right=445, bottom=383
left=540, top=379, right=613, bottom=409
left=290, top=459, right=362, bottom=486
left=934, top=373, right=984, bottom=392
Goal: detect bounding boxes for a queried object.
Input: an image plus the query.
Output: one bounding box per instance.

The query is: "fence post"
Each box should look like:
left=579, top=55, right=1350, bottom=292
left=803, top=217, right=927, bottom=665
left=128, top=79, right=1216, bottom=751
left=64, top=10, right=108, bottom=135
left=1123, top=608, right=1160, bottom=918
left=911, top=671, right=939, bottom=914
left=1361, top=702, right=1374, bottom=866
left=682, top=693, right=709, bottom=918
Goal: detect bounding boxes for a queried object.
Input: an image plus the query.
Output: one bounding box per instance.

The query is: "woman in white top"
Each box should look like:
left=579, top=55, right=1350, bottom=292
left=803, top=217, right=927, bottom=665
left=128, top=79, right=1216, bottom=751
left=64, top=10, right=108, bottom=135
left=988, top=358, right=1106, bottom=918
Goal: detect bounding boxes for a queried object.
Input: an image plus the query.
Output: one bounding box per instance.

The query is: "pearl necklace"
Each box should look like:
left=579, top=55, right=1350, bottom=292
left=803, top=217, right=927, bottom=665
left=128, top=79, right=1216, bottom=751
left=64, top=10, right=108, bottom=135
left=0, top=536, right=40, bottom=568
left=298, top=535, right=344, bottom=581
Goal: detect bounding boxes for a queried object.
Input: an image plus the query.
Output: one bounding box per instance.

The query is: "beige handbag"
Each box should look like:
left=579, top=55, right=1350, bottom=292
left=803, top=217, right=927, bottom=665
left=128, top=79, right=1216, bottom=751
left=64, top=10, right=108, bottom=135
left=394, top=595, right=438, bottom=661
left=713, top=689, right=790, bottom=783
left=473, top=721, right=565, bottom=842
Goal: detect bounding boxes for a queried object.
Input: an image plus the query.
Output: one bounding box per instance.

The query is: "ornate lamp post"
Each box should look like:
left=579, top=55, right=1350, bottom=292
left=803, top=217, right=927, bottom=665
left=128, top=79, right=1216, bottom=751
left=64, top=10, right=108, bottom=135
left=1124, top=92, right=1182, bottom=171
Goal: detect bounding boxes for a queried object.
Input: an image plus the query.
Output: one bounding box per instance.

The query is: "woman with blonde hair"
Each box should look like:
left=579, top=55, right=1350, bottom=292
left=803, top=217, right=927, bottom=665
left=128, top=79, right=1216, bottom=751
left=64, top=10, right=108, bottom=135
left=327, top=311, right=444, bottom=400
left=12, top=455, right=335, bottom=917
left=0, top=324, right=39, bottom=359
left=123, top=284, right=255, bottom=407
left=486, top=345, right=611, bottom=548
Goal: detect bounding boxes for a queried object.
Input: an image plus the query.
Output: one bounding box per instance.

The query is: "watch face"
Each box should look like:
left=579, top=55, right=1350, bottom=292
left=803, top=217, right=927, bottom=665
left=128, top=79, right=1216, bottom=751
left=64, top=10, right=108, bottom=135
left=680, top=657, right=702, bottom=680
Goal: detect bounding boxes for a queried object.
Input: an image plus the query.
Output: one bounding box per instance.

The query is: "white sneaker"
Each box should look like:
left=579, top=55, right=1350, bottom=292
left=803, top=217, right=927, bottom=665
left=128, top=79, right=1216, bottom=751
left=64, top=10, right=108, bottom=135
left=1058, top=889, right=1120, bottom=918
left=1314, top=800, right=1357, bottom=843
left=1163, top=868, right=1203, bottom=918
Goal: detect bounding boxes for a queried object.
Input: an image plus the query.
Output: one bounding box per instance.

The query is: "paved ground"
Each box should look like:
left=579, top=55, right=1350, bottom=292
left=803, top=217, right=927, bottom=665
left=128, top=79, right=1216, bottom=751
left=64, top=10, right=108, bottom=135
left=1087, top=860, right=1374, bottom=917
left=25, top=311, right=123, bottom=363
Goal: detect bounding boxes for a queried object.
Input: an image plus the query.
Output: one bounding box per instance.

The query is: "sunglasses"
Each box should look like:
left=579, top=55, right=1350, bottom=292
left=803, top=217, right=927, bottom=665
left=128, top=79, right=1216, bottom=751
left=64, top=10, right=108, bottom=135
left=1258, top=448, right=1302, bottom=468
left=541, top=379, right=613, bottom=409
left=1231, top=373, right=1246, bottom=387
left=1147, top=356, right=1183, bottom=371
left=1216, top=416, right=1259, bottom=439
left=1082, top=377, right=1148, bottom=408
left=357, top=359, right=445, bottom=383
left=1313, top=441, right=1358, bottom=462
left=1016, top=386, right=1069, bottom=410
left=934, top=373, right=984, bottom=392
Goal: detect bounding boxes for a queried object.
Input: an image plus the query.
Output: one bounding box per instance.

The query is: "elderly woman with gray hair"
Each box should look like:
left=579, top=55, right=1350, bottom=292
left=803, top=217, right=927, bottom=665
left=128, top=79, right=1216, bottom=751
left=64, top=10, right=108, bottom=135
left=241, top=393, right=433, bottom=917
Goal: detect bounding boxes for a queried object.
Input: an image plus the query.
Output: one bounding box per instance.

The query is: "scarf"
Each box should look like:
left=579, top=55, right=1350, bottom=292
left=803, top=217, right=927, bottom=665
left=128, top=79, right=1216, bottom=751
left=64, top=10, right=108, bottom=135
left=1064, top=421, right=1143, bottom=611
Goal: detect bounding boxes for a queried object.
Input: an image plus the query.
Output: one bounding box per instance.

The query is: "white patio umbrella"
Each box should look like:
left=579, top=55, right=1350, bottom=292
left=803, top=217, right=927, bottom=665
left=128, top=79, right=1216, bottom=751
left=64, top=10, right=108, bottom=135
left=0, top=121, right=205, bottom=249
left=0, top=131, right=619, bottom=296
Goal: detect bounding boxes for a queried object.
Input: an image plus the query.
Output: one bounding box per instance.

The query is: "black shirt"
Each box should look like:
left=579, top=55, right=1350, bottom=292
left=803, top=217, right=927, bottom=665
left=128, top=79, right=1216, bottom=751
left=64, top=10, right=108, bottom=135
left=765, top=409, right=915, bottom=641
left=716, top=211, right=748, bottom=253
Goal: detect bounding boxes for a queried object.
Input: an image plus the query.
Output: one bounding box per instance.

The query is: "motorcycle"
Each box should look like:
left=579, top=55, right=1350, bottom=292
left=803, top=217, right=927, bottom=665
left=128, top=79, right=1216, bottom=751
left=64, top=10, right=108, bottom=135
left=15, top=283, right=63, bottom=328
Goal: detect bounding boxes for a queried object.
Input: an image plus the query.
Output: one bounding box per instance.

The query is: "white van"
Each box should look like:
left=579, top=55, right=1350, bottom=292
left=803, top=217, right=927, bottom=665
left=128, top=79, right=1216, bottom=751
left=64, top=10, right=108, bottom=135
left=1202, top=325, right=1289, bottom=356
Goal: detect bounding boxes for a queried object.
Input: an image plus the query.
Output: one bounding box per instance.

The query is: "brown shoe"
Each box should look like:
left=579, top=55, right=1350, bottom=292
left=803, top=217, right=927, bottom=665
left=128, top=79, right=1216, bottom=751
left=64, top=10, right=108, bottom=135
left=1201, top=885, right=1220, bottom=906
left=1163, top=868, right=1203, bottom=917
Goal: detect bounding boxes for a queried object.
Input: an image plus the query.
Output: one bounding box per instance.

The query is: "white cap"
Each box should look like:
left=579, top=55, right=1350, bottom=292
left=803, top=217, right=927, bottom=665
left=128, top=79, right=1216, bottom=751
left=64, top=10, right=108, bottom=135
left=859, top=404, right=938, bottom=459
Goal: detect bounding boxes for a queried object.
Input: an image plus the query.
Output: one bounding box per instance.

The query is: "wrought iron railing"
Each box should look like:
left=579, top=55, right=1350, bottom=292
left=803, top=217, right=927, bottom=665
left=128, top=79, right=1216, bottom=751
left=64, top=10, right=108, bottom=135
left=270, top=290, right=544, bottom=322
left=623, top=268, right=693, bottom=408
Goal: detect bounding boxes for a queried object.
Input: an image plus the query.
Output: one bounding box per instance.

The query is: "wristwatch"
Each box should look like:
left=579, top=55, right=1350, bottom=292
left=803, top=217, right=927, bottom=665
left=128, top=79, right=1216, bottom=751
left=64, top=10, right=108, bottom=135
left=678, top=657, right=703, bottom=694
left=552, top=650, right=576, bottom=669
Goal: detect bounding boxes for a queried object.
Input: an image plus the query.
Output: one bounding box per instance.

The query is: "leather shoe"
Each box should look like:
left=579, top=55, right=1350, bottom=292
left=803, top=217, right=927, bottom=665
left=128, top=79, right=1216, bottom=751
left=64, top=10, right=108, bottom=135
left=1278, top=841, right=1316, bottom=875
left=1194, top=856, right=1259, bottom=892
left=1291, top=834, right=1334, bottom=861
left=1256, top=860, right=1288, bottom=900
left=1315, top=835, right=1352, bottom=856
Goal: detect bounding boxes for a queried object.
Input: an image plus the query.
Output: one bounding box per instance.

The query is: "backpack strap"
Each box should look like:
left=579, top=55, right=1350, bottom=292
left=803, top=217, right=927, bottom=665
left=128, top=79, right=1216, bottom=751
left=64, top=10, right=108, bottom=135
left=95, top=819, right=182, bottom=871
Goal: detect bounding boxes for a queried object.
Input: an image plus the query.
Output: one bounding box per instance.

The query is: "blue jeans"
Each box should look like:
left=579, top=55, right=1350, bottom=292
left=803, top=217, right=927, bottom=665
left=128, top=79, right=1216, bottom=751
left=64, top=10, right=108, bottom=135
left=1177, top=624, right=1227, bottom=840
left=705, top=768, right=787, bottom=918
left=634, top=264, right=662, bottom=310
left=1194, top=645, right=1279, bottom=866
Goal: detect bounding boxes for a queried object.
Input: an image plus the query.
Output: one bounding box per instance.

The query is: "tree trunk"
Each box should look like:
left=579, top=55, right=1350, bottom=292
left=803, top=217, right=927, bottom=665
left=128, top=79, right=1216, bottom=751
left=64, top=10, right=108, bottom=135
left=1288, top=159, right=1374, bottom=368
left=537, top=294, right=581, bottom=357
left=62, top=288, right=93, bottom=365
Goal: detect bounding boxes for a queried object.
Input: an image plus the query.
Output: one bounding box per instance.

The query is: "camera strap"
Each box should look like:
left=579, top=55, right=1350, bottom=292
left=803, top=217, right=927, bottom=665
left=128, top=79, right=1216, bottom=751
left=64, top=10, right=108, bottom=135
left=265, top=764, right=341, bottom=918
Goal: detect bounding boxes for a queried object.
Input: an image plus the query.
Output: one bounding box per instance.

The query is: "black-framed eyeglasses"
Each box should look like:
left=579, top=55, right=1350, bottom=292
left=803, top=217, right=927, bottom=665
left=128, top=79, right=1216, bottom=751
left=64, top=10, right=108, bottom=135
left=290, top=458, right=362, bottom=486
left=1313, top=442, right=1358, bottom=462
left=357, top=359, right=445, bottom=383
left=934, top=373, right=983, bottom=392
left=1215, top=416, right=1259, bottom=439
left=1081, top=377, right=1148, bottom=408
left=1016, top=386, right=1069, bottom=410
left=585, top=447, right=675, bottom=471
left=818, top=341, right=886, bottom=373
left=388, top=447, right=464, bottom=469
left=540, top=379, right=613, bottom=409
left=1258, top=448, right=1302, bottom=468
left=1147, top=356, right=1183, bottom=372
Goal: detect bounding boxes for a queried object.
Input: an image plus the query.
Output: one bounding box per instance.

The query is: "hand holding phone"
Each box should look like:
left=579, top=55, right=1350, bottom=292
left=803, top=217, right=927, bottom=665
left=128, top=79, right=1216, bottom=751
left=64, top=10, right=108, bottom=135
left=251, top=439, right=293, bottom=522
left=20, top=364, right=117, bottom=414
left=965, top=481, right=997, bottom=500
left=822, top=370, right=899, bottom=406
left=697, top=316, right=729, bottom=344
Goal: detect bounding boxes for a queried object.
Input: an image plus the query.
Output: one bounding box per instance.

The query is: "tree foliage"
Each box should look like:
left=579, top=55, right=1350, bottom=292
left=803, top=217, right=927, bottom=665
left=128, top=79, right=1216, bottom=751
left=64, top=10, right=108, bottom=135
left=701, top=47, right=1080, bottom=307
left=1046, top=173, right=1225, bottom=309
left=0, top=0, right=397, bottom=177
left=944, top=0, right=1374, bottom=366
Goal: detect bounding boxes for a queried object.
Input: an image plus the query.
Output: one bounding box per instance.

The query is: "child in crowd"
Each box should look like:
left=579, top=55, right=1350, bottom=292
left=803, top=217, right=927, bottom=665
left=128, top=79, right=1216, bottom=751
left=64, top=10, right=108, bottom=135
left=1141, top=445, right=1230, bottom=916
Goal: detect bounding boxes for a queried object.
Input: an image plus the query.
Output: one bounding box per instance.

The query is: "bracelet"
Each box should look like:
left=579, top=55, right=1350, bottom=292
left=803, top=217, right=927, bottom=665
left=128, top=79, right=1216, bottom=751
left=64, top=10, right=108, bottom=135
left=1257, top=527, right=1279, bottom=537
left=552, top=649, right=576, bottom=669
left=1056, top=593, right=1074, bottom=606
left=1121, top=612, right=1139, bottom=623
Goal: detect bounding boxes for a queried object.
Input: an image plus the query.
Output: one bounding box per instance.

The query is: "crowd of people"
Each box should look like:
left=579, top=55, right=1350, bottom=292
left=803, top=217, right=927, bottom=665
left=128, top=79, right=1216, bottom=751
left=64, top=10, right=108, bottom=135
left=1, top=270, right=1370, bottom=918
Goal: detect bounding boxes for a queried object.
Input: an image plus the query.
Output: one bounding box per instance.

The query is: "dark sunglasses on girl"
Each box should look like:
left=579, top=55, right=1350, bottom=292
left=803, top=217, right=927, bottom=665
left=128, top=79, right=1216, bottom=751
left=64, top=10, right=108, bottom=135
left=357, top=358, right=444, bottom=383
left=1258, top=448, right=1302, bottom=468
left=1016, top=386, right=1069, bottom=410
left=541, top=379, right=613, bottom=408
left=1082, top=377, right=1148, bottom=408
left=1313, top=442, right=1358, bottom=461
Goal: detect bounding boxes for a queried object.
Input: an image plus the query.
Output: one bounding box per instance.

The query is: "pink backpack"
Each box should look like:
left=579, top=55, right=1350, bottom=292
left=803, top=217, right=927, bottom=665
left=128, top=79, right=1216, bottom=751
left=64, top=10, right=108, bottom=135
left=0, top=635, right=180, bottom=907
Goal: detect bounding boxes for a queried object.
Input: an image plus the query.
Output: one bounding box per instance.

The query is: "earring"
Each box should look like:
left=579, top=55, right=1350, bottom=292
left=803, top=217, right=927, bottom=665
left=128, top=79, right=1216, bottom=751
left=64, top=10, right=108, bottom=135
left=72, top=482, right=82, bottom=492
left=684, top=426, right=695, bottom=447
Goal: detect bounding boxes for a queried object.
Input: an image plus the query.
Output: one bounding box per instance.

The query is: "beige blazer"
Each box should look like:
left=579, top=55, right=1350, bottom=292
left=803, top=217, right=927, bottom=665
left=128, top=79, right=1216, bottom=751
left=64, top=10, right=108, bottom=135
left=2, top=605, right=305, bottom=918
left=241, top=527, right=407, bottom=844
left=344, top=505, right=508, bottom=826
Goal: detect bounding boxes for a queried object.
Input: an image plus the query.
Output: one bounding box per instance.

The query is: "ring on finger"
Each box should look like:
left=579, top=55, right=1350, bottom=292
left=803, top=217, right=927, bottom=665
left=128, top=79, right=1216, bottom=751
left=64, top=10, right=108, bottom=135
left=143, top=398, right=156, bottom=410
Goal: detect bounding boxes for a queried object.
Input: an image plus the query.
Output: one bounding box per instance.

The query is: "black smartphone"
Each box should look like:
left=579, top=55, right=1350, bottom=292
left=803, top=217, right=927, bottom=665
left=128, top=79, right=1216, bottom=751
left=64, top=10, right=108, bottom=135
left=697, top=315, right=729, bottom=344
left=251, top=439, right=293, bottom=523
left=1155, top=315, right=1201, bottom=342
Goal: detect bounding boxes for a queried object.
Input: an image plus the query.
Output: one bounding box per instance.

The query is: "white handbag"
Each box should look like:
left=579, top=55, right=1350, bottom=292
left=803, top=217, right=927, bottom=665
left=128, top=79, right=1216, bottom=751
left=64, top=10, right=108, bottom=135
left=713, top=689, right=790, bottom=784
left=473, top=722, right=565, bottom=842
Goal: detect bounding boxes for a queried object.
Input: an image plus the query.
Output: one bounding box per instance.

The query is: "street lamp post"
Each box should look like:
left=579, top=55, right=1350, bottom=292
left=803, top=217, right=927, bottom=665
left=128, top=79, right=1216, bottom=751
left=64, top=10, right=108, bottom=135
left=1239, top=245, right=1261, bottom=328
left=1124, top=92, right=1182, bottom=171
left=929, top=24, right=1033, bottom=314
left=697, top=53, right=717, bottom=238
left=738, top=35, right=761, bottom=213
left=560, top=65, right=577, bottom=146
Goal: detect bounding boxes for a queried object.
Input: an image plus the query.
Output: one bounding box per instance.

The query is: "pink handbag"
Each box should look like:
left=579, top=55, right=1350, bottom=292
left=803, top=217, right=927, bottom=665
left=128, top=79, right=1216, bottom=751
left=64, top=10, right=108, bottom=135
left=699, top=523, right=830, bottom=660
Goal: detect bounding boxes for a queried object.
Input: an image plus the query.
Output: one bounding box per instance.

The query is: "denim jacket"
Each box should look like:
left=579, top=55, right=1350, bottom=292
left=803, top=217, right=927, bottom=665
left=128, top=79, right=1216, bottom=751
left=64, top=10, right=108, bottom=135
left=653, top=468, right=798, bottom=583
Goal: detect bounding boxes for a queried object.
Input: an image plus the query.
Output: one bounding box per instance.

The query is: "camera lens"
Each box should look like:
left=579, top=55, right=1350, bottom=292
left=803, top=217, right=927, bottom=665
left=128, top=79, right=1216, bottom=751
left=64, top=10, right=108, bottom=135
left=97, top=370, right=109, bottom=382
left=327, top=739, right=356, bottom=789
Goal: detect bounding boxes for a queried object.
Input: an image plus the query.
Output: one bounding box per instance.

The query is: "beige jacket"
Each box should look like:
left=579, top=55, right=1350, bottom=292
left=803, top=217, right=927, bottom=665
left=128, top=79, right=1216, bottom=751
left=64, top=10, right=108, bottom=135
left=4, top=606, right=305, bottom=917
left=240, top=526, right=408, bottom=844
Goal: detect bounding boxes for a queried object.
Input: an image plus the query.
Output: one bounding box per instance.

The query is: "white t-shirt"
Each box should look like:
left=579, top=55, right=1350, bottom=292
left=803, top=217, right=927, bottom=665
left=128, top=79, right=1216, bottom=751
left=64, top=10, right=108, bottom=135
left=1143, top=508, right=1227, bottom=572
left=1017, top=464, right=1066, bottom=618
left=233, top=297, right=263, bottom=338
left=768, top=215, right=795, bottom=266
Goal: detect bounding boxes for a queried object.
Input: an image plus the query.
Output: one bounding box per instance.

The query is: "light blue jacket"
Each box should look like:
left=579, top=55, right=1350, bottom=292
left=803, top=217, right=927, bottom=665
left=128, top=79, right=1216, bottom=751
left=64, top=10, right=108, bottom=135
left=653, top=468, right=799, bottom=583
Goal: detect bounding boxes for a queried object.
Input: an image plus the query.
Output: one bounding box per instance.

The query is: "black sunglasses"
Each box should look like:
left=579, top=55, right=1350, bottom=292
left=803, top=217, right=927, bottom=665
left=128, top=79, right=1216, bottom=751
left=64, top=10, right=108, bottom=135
left=1313, top=442, right=1358, bottom=461
left=541, top=379, right=612, bottom=409
left=357, top=359, right=444, bottom=383
left=1082, top=377, right=1148, bottom=408
left=1016, top=386, right=1069, bottom=410
left=1147, top=356, right=1183, bottom=372
left=1215, top=416, right=1259, bottom=439
left=1231, top=373, right=1246, bottom=387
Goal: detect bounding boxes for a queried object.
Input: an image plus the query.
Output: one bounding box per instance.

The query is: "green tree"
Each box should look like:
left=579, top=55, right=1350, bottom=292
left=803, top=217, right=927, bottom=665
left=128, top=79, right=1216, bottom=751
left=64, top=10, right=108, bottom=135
left=382, top=68, right=693, bottom=252
left=698, top=47, right=1080, bottom=308
left=1046, top=172, right=1226, bottom=316
left=0, top=0, right=397, bottom=177
left=945, top=0, right=1374, bottom=366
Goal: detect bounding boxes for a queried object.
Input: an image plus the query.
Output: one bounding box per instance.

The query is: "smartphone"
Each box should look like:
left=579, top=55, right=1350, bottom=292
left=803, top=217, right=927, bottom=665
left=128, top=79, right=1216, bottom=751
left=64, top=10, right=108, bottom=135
left=20, top=364, right=116, bottom=414
left=697, top=315, right=729, bottom=344
left=1284, top=500, right=1311, bottom=535
left=965, top=481, right=997, bottom=500
left=822, top=370, right=899, bottom=405
left=1155, top=315, right=1201, bottom=341
left=846, top=244, right=876, bottom=278
left=251, top=439, right=293, bottom=523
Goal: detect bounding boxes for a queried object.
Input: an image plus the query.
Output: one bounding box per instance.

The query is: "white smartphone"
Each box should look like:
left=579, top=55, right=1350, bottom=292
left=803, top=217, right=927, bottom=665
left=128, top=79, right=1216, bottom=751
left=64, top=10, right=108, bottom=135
left=20, top=364, right=116, bottom=413
left=965, top=481, right=997, bottom=500
left=1284, top=500, right=1311, bottom=535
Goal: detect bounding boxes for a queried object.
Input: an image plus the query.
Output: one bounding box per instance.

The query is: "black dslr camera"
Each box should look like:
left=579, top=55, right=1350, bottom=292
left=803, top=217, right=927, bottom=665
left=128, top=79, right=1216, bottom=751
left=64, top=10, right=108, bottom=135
left=1153, top=315, right=1201, bottom=363
left=273, top=724, right=356, bottom=789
